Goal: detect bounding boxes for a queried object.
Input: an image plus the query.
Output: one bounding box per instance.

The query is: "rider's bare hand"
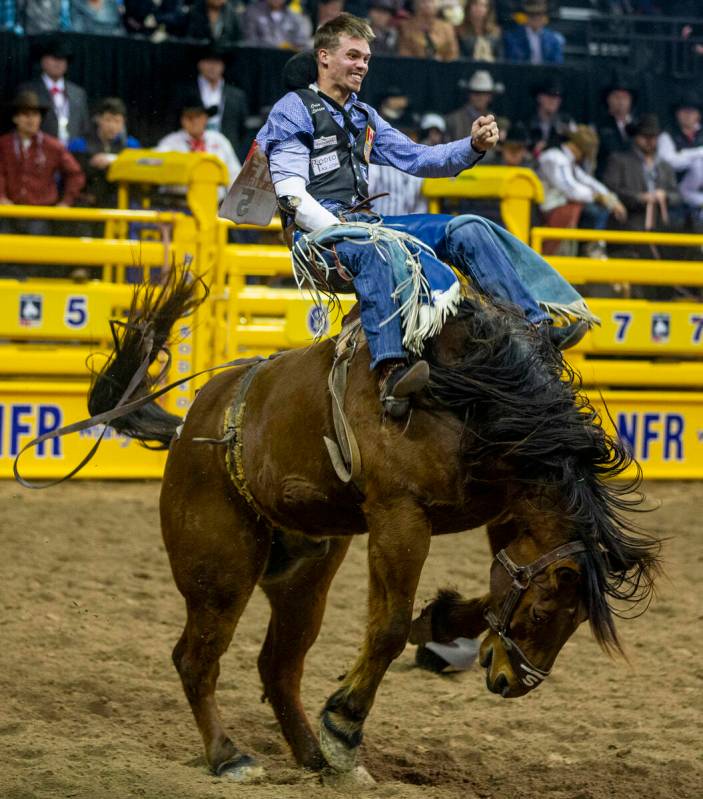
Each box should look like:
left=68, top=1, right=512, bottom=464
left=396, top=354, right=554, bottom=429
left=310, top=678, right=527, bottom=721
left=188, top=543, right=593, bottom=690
left=471, top=115, right=499, bottom=153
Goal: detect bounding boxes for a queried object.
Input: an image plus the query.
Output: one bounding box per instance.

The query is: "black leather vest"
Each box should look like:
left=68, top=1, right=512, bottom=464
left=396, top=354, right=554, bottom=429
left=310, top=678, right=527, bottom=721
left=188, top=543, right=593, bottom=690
left=296, top=88, right=375, bottom=205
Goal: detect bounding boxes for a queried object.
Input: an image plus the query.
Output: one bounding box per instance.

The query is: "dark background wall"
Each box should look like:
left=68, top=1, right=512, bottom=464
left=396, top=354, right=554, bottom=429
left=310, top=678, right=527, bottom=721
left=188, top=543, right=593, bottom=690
left=0, top=31, right=694, bottom=146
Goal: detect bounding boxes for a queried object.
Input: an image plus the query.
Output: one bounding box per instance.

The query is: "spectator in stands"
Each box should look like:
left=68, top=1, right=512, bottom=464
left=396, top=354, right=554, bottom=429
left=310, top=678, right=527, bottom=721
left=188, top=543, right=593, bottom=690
left=14, top=0, right=69, bottom=34
left=71, top=0, right=124, bottom=34
left=182, top=43, right=250, bottom=161
left=538, top=125, right=626, bottom=256
left=377, top=86, right=415, bottom=130
left=0, top=91, right=85, bottom=235
left=156, top=92, right=241, bottom=201
left=603, top=115, right=682, bottom=238
left=368, top=93, right=427, bottom=216
left=419, top=112, right=446, bottom=145
left=503, top=0, right=564, bottom=64
left=397, top=0, right=459, bottom=61
left=658, top=91, right=703, bottom=181
left=526, top=77, right=573, bottom=157
left=242, top=0, right=313, bottom=50
left=123, top=0, right=188, bottom=39
left=367, top=0, right=399, bottom=55
left=69, top=97, right=140, bottom=208
left=680, top=158, right=703, bottom=233
left=497, top=120, right=533, bottom=167
left=596, top=78, right=635, bottom=179
left=457, top=0, right=502, bottom=61
left=20, top=37, right=90, bottom=145
left=445, top=69, right=501, bottom=142
left=318, top=0, right=345, bottom=26
left=185, top=0, right=242, bottom=46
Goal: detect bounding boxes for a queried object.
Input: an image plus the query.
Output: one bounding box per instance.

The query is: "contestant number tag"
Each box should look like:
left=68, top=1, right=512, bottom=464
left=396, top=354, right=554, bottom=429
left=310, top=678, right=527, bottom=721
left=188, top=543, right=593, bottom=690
left=310, top=152, right=340, bottom=176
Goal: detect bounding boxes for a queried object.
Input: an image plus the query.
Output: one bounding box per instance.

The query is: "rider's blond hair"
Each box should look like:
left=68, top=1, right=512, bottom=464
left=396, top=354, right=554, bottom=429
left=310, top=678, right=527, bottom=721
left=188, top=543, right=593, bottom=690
left=314, top=13, right=375, bottom=54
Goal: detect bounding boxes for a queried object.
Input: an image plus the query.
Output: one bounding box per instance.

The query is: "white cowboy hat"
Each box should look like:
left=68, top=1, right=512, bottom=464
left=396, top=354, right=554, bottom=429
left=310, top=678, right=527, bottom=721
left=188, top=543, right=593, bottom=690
left=420, top=112, right=447, bottom=132
left=459, top=70, right=504, bottom=94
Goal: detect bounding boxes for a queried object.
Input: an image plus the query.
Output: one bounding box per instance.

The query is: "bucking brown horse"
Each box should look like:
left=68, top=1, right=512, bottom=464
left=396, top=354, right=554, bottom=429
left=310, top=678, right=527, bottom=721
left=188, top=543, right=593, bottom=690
left=87, top=270, right=660, bottom=784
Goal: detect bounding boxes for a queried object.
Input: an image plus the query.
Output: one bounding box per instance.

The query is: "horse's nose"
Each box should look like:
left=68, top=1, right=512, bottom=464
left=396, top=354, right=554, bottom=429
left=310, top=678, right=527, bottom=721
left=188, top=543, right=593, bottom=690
left=493, top=672, right=510, bottom=697
left=479, top=645, right=493, bottom=669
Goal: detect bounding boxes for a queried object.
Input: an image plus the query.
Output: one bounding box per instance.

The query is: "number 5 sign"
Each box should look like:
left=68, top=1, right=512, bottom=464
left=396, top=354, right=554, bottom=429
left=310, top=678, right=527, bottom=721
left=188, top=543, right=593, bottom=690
left=219, top=142, right=277, bottom=226
left=64, top=295, right=88, bottom=329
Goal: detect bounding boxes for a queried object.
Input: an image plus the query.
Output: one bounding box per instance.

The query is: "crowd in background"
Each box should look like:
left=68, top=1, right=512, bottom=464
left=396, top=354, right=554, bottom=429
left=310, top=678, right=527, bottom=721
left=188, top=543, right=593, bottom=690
left=2, top=0, right=703, bottom=266
left=2, top=0, right=702, bottom=44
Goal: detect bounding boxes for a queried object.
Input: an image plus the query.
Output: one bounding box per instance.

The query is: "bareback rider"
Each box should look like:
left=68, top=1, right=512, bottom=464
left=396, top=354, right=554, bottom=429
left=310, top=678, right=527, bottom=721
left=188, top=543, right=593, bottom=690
left=254, top=13, right=588, bottom=416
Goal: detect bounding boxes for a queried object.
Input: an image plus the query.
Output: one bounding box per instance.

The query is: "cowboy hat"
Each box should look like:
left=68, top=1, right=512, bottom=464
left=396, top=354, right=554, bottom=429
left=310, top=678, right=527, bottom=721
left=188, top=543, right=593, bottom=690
left=196, top=42, right=236, bottom=63
left=532, top=77, right=562, bottom=97
left=420, top=112, right=446, bottom=132
left=9, top=90, right=50, bottom=114
left=179, top=89, right=217, bottom=117
left=673, top=89, right=702, bottom=112
left=626, top=114, right=662, bottom=138
left=504, top=120, right=529, bottom=147
left=33, top=35, right=74, bottom=62
left=458, top=70, right=504, bottom=94
left=601, top=74, right=638, bottom=104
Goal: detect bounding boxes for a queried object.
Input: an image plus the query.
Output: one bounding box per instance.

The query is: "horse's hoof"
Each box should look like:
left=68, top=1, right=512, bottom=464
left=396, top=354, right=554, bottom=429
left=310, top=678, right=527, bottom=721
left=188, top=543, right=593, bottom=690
left=215, top=754, right=265, bottom=783
left=322, top=765, right=376, bottom=788
left=319, top=717, right=359, bottom=772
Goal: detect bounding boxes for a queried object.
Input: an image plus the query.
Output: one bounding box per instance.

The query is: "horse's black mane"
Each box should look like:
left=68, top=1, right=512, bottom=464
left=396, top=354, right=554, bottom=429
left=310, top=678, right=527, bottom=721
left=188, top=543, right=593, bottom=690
left=426, top=294, right=661, bottom=653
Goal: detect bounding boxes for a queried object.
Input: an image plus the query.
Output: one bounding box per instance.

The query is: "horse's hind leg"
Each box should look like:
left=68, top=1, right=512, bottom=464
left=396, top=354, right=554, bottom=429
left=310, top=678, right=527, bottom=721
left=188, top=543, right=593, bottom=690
left=163, top=481, right=271, bottom=781
left=258, top=536, right=351, bottom=770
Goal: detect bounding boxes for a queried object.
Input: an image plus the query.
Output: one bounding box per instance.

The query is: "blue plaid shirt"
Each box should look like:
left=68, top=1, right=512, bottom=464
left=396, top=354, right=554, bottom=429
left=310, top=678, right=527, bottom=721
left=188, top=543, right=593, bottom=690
left=256, top=89, right=483, bottom=191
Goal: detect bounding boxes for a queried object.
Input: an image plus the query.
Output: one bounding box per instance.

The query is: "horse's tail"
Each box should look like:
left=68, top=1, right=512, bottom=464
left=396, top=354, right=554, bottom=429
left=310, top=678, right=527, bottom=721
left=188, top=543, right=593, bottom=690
left=87, top=269, right=208, bottom=447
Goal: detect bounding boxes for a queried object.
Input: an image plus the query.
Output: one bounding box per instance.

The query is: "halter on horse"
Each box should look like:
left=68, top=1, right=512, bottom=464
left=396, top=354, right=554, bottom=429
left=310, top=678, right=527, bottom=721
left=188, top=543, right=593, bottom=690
left=85, top=270, right=660, bottom=782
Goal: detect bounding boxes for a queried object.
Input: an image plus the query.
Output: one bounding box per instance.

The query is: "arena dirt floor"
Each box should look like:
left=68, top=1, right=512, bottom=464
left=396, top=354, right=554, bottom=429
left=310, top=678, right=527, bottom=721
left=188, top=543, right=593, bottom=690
left=1, top=480, right=701, bottom=799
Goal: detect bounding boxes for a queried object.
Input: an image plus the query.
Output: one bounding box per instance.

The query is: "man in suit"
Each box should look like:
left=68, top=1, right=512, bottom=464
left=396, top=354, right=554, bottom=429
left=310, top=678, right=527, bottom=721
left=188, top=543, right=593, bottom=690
left=603, top=114, right=686, bottom=297
left=187, top=43, right=250, bottom=163
left=603, top=115, right=682, bottom=241
left=596, top=78, right=636, bottom=179
left=20, top=37, right=90, bottom=145
left=503, top=0, right=564, bottom=64
left=526, top=77, right=573, bottom=157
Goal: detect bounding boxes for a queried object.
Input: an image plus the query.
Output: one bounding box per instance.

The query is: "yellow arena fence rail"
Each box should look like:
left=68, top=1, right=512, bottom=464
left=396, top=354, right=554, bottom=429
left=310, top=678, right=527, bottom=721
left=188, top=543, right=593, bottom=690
left=1, top=156, right=701, bottom=479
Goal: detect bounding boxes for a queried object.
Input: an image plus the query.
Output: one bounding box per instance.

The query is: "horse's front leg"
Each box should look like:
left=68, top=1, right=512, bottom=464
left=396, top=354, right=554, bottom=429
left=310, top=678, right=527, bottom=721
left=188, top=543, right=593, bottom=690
left=320, top=497, right=431, bottom=775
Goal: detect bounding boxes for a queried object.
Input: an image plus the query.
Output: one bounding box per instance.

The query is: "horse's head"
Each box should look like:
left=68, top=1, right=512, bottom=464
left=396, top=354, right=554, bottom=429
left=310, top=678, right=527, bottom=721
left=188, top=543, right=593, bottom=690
left=425, top=296, right=661, bottom=697
left=477, top=471, right=660, bottom=698
left=479, top=528, right=589, bottom=697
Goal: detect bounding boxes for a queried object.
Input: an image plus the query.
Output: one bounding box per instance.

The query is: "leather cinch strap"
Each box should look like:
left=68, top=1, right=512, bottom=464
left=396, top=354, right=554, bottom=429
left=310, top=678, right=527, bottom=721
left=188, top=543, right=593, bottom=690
left=323, top=319, right=364, bottom=490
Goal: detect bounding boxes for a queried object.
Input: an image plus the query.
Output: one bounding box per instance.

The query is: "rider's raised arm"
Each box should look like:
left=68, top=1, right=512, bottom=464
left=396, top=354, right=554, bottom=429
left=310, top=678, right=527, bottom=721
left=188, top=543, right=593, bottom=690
left=367, top=107, right=484, bottom=178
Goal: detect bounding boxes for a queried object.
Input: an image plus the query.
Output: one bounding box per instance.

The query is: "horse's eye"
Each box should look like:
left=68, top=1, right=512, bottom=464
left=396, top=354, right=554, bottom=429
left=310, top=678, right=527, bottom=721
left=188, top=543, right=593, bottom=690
left=530, top=606, right=547, bottom=624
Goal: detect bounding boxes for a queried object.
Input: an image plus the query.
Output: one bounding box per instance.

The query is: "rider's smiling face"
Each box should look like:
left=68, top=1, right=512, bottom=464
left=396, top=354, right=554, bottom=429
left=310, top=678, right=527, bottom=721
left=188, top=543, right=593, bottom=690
left=318, top=35, right=371, bottom=97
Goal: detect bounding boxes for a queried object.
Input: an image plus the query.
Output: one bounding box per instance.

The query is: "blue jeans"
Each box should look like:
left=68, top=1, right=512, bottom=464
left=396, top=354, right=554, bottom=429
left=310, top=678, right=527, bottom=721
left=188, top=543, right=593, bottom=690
left=326, top=212, right=549, bottom=369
